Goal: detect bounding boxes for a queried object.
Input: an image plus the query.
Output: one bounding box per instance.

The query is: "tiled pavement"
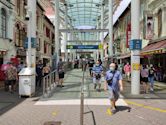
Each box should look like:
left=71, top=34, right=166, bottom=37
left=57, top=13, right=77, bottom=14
left=0, top=69, right=166, bottom=125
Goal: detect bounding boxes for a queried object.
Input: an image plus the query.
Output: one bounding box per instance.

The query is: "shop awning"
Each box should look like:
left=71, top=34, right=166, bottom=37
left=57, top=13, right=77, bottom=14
left=116, top=52, right=131, bottom=59
left=141, top=40, right=166, bottom=55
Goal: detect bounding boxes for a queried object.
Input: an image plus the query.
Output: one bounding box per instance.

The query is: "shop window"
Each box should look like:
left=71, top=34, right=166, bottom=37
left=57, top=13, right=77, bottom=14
left=15, top=25, right=20, bottom=46
left=17, top=0, right=21, bottom=16
left=1, top=8, right=7, bottom=38
left=23, top=0, right=27, bottom=18
left=36, top=12, right=40, bottom=29
left=21, top=28, right=26, bottom=47
left=15, top=25, right=26, bottom=47
left=44, top=42, right=47, bottom=54
left=52, top=33, right=54, bottom=43
left=158, top=9, right=162, bottom=37
left=46, top=27, right=50, bottom=38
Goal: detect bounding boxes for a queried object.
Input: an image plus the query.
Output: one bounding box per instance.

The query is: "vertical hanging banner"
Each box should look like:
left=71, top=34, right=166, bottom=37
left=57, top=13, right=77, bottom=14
left=126, top=23, right=131, bottom=48
left=145, top=14, right=154, bottom=40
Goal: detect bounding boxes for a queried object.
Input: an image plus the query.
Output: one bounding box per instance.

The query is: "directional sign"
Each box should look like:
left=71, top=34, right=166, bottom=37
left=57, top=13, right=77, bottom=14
left=129, top=39, right=142, bottom=50
left=24, top=37, right=36, bottom=48
left=67, top=45, right=99, bottom=49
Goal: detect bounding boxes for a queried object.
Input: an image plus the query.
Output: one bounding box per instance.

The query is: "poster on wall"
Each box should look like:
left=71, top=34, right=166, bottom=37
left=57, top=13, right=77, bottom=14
left=145, top=15, right=154, bottom=40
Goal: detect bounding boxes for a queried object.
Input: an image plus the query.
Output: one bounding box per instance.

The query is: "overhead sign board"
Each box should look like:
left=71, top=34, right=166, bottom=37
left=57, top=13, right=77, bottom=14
left=67, top=45, right=100, bottom=49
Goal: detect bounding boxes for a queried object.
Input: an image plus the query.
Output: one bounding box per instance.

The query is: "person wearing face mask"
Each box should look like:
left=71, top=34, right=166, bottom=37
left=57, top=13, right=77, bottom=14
left=92, top=60, right=103, bottom=92
left=104, top=63, right=123, bottom=114
left=148, top=64, right=155, bottom=92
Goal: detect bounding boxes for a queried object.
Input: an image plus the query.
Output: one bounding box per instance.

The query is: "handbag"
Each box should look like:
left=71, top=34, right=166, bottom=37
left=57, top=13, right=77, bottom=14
left=107, top=72, right=115, bottom=86
left=95, top=74, right=101, bottom=80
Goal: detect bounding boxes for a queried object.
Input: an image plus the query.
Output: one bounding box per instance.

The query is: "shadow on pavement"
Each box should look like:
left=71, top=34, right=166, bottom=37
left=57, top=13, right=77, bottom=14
left=116, top=106, right=131, bottom=112
left=0, top=86, right=43, bottom=116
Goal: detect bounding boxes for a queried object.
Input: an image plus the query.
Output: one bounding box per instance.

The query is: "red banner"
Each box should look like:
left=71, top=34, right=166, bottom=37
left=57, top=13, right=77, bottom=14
left=126, top=23, right=131, bottom=48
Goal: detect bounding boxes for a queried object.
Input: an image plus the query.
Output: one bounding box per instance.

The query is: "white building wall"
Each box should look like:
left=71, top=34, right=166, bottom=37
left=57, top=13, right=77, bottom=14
left=0, top=1, right=16, bottom=63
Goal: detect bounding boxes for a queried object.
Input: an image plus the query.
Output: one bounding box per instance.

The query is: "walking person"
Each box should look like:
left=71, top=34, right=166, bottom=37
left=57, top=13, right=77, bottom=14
left=104, top=63, right=123, bottom=114
left=88, top=58, right=94, bottom=77
left=141, top=65, right=149, bottom=93
left=57, top=58, right=65, bottom=87
left=92, top=60, right=103, bottom=92
left=149, top=64, right=155, bottom=92
left=36, top=60, right=43, bottom=87
left=43, top=63, right=51, bottom=76
left=124, top=62, right=131, bottom=81
left=5, top=62, right=18, bottom=93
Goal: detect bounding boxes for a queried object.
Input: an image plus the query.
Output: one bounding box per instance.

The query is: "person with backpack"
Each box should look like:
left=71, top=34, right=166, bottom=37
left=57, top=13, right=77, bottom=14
left=104, top=63, right=123, bottom=114
left=92, top=60, right=103, bottom=92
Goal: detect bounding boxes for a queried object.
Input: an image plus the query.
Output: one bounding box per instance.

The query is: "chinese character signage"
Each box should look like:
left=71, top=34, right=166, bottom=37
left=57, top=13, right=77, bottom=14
left=130, top=39, right=142, bottom=50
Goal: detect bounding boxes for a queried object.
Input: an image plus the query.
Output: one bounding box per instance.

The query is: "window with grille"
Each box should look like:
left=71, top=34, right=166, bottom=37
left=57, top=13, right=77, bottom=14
left=1, top=8, right=7, bottom=38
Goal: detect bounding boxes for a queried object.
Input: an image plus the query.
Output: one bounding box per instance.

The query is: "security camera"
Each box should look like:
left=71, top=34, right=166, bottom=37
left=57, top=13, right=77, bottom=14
left=25, top=12, right=30, bottom=21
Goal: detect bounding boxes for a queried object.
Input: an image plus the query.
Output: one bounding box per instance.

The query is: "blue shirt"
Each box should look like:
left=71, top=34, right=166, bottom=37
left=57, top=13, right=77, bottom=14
left=92, top=65, right=103, bottom=74
left=105, top=70, right=122, bottom=91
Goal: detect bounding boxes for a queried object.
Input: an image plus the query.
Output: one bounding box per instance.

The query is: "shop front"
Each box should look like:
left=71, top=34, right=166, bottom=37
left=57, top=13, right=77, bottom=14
left=141, top=39, right=166, bottom=82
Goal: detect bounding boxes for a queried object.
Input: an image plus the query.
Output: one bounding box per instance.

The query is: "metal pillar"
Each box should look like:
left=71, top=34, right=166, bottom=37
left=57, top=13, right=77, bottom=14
left=26, top=12, right=31, bottom=67
left=64, top=4, right=68, bottom=61
left=54, top=0, right=60, bottom=65
left=108, top=0, right=113, bottom=57
left=100, top=4, right=104, bottom=61
left=131, top=0, right=140, bottom=95
left=96, top=21, right=100, bottom=60
left=26, top=0, right=36, bottom=68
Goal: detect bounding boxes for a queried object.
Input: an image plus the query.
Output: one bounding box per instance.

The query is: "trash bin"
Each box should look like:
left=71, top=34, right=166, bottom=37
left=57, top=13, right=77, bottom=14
left=18, top=67, right=35, bottom=97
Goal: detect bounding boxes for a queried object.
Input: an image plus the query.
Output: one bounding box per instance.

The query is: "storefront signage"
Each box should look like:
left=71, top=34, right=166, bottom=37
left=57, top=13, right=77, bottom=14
left=126, top=23, right=131, bottom=48
left=130, top=39, right=142, bottom=50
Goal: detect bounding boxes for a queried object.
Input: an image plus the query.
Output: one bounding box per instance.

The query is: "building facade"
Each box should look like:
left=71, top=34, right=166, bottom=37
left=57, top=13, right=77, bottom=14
left=13, top=0, right=55, bottom=66
left=40, top=15, right=55, bottom=66
left=0, top=0, right=15, bottom=64
left=103, top=0, right=166, bottom=81
left=14, top=0, right=27, bottom=64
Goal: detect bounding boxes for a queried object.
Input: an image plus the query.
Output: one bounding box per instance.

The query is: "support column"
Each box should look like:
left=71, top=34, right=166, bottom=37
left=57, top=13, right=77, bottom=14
left=54, top=0, right=60, bottom=65
left=64, top=4, right=68, bottom=61
left=131, top=0, right=140, bottom=95
left=96, top=21, right=100, bottom=60
left=108, top=0, right=113, bottom=57
left=100, top=4, right=104, bottom=61
left=26, top=0, right=36, bottom=68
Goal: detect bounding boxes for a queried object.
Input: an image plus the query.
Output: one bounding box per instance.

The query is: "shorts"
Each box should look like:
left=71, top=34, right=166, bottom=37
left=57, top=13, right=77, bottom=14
left=59, top=72, right=64, bottom=79
left=7, top=80, right=16, bottom=86
left=108, top=86, right=119, bottom=101
left=93, top=77, right=101, bottom=84
left=142, top=77, right=148, bottom=83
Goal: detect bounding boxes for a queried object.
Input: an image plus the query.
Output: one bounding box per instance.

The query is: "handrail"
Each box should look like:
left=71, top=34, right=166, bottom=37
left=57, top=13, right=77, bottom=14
left=43, top=69, right=57, bottom=98
left=80, top=64, right=86, bottom=125
left=42, top=61, right=73, bottom=98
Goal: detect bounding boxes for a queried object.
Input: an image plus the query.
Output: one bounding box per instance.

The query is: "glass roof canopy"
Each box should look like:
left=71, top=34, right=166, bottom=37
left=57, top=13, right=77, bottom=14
left=58, top=0, right=120, bottom=43
left=66, top=0, right=102, bottom=27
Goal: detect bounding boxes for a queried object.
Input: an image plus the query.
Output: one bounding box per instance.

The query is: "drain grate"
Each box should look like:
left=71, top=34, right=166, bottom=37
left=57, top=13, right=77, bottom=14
left=44, top=121, right=61, bottom=125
